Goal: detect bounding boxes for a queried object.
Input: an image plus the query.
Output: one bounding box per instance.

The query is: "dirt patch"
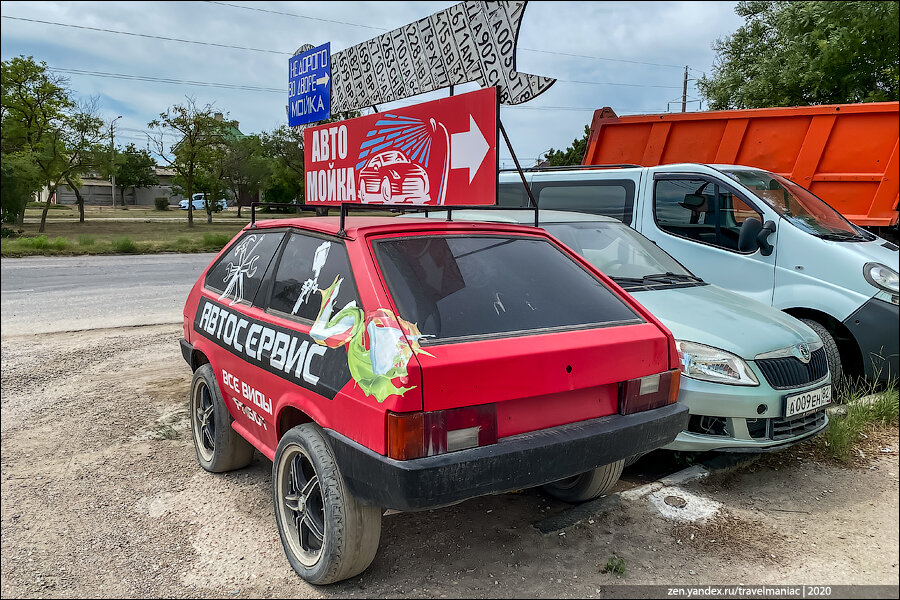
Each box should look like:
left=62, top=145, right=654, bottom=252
left=2, top=325, right=898, bottom=597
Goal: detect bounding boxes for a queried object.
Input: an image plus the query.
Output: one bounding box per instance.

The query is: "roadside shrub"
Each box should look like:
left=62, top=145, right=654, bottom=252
left=154, top=197, right=170, bottom=211
left=25, top=235, right=51, bottom=249
left=170, top=237, right=194, bottom=253
left=1, top=227, right=23, bottom=238
left=51, top=236, right=68, bottom=251
left=112, top=236, right=137, bottom=253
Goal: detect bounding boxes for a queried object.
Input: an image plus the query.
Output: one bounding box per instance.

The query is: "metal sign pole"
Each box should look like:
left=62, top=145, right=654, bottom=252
left=498, top=118, right=538, bottom=218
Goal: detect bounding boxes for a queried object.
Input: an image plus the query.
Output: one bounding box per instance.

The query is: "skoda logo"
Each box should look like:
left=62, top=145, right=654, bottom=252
left=793, top=343, right=811, bottom=364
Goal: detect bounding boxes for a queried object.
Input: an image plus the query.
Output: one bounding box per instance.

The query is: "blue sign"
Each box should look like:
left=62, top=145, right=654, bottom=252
left=288, top=42, right=331, bottom=127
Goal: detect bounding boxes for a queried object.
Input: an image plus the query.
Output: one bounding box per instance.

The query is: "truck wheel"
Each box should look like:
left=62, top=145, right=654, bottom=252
left=541, top=459, right=625, bottom=503
left=190, top=363, right=255, bottom=472
left=273, top=424, right=382, bottom=585
left=800, top=318, right=843, bottom=389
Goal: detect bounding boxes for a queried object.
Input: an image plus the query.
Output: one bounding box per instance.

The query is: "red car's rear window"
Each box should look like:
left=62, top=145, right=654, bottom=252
left=374, top=234, right=641, bottom=343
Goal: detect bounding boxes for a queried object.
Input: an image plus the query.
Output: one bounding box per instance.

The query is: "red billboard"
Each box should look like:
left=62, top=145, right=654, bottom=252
left=303, top=87, right=497, bottom=206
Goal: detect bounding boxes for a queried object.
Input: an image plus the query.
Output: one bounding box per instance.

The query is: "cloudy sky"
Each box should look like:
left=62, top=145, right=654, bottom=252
left=1, top=1, right=743, bottom=168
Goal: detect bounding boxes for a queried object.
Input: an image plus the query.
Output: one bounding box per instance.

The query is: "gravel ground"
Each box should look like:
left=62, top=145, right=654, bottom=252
left=1, top=324, right=898, bottom=598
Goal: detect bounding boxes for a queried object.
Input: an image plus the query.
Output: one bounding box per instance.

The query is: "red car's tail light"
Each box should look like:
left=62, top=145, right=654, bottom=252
left=619, top=369, right=680, bottom=415
left=387, top=404, right=498, bottom=460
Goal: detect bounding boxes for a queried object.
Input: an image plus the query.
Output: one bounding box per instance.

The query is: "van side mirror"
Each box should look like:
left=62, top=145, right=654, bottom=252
left=738, top=218, right=762, bottom=252
left=758, top=220, right=776, bottom=256
left=738, top=218, right=776, bottom=255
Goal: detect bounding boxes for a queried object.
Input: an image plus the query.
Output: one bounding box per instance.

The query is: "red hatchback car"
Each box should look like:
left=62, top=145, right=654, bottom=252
left=180, top=214, right=688, bottom=584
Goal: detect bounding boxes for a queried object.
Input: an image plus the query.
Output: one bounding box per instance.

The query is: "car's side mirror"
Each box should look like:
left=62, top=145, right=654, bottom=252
left=758, top=220, right=776, bottom=256
left=738, top=217, right=763, bottom=252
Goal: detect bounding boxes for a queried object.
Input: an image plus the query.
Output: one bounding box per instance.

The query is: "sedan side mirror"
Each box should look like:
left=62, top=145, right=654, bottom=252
left=758, top=220, right=776, bottom=256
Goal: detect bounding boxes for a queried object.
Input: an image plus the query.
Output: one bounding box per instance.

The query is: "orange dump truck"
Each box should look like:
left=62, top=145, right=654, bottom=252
left=583, top=102, right=899, bottom=234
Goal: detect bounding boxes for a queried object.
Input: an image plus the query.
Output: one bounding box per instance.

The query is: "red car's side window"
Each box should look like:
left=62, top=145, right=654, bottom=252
left=267, top=233, right=361, bottom=322
left=205, top=231, right=285, bottom=306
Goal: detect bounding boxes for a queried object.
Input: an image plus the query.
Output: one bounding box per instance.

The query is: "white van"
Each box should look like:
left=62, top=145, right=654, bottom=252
left=498, top=163, right=899, bottom=385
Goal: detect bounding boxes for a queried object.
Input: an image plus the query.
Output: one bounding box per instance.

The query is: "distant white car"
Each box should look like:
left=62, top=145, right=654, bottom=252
left=179, top=193, right=227, bottom=211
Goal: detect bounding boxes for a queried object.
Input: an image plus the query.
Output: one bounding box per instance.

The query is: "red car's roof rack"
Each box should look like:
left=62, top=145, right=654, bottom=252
left=250, top=201, right=540, bottom=235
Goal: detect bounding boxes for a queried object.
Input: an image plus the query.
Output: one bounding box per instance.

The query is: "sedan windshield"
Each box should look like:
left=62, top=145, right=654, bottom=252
left=722, top=168, right=868, bottom=240
left=543, top=222, right=697, bottom=282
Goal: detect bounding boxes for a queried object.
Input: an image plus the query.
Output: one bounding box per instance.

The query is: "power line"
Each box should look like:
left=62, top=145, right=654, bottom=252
left=8, top=14, right=693, bottom=90
left=47, top=66, right=284, bottom=93
left=557, top=78, right=681, bottom=90
left=1, top=15, right=290, bottom=55
left=519, top=47, right=687, bottom=69
left=202, top=2, right=696, bottom=70
left=204, top=1, right=390, bottom=31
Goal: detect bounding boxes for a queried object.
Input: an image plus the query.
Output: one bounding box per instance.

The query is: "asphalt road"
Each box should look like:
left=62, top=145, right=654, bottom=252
left=0, top=253, right=216, bottom=337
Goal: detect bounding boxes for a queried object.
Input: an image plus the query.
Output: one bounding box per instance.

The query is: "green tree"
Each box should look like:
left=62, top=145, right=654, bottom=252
left=148, top=98, right=230, bottom=226
left=0, top=151, right=42, bottom=224
left=1, top=56, right=73, bottom=228
left=260, top=124, right=305, bottom=207
left=223, top=134, right=270, bottom=218
left=59, top=98, right=107, bottom=224
left=112, top=143, right=159, bottom=207
left=699, top=1, right=900, bottom=109
left=540, top=125, right=590, bottom=166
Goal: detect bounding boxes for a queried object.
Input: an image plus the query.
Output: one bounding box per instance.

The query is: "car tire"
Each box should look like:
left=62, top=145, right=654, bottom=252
left=623, top=453, right=643, bottom=468
left=800, top=318, right=843, bottom=389
left=189, top=363, right=255, bottom=473
left=380, top=177, right=392, bottom=203
left=541, top=459, right=625, bottom=503
left=273, top=424, right=382, bottom=585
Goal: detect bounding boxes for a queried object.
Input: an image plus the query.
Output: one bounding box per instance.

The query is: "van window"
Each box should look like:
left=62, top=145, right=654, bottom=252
left=205, top=231, right=285, bottom=305
left=654, top=179, right=762, bottom=252
left=498, top=182, right=532, bottom=207
left=374, top=235, right=640, bottom=342
left=268, top=233, right=360, bottom=322
left=535, top=181, right=635, bottom=225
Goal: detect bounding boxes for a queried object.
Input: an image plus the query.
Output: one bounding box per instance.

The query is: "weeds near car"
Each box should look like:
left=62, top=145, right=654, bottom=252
left=820, top=377, right=899, bottom=462
left=600, top=556, right=627, bottom=575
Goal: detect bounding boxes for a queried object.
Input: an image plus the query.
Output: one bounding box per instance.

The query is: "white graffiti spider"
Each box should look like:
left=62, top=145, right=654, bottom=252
left=219, top=234, right=263, bottom=305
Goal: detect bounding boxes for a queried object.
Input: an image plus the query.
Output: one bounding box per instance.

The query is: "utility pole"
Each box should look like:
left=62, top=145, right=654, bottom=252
left=681, top=66, right=688, bottom=113
left=110, top=115, right=122, bottom=208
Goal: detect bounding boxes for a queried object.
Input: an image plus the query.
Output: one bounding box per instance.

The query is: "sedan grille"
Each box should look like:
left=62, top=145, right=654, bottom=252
left=756, top=347, right=828, bottom=389
left=769, top=409, right=827, bottom=441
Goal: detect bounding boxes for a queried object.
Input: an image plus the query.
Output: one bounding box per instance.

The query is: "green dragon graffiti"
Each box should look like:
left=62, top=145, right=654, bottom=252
left=310, top=275, right=432, bottom=403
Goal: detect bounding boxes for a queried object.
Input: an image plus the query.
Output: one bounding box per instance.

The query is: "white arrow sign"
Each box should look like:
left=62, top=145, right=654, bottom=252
left=450, top=115, right=490, bottom=184
left=316, top=72, right=330, bottom=87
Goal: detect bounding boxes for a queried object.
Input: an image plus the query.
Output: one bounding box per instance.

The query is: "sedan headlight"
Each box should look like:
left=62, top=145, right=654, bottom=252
left=676, top=340, right=759, bottom=386
left=863, top=262, right=899, bottom=293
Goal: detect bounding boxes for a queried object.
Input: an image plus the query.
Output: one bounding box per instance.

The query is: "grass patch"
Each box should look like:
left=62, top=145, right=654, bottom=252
left=26, top=202, right=72, bottom=210
left=78, top=234, right=95, bottom=246
left=111, top=236, right=138, bottom=253
left=201, top=233, right=232, bottom=249
left=819, top=379, right=899, bottom=462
